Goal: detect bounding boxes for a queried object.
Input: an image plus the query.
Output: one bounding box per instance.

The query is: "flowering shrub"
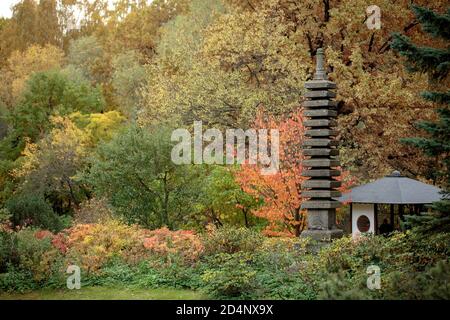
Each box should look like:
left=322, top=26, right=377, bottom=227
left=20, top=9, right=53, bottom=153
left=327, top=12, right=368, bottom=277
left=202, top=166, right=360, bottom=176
left=51, top=232, right=68, bottom=254
left=142, top=227, right=203, bottom=264
left=63, top=220, right=144, bottom=273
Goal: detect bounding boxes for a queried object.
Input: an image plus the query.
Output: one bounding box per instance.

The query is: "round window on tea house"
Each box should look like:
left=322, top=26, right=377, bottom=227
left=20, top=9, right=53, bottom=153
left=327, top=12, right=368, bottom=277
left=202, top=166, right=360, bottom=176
left=357, top=215, right=370, bottom=232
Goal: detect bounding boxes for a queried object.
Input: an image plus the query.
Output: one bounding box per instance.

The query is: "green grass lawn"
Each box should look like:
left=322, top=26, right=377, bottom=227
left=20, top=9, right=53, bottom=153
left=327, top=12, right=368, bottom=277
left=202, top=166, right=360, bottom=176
left=0, top=286, right=206, bottom=300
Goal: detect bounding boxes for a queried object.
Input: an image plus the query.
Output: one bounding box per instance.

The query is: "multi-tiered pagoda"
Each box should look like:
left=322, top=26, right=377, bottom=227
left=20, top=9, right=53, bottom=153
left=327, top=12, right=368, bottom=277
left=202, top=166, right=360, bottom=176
left=300, top=48, right=343, bottom=241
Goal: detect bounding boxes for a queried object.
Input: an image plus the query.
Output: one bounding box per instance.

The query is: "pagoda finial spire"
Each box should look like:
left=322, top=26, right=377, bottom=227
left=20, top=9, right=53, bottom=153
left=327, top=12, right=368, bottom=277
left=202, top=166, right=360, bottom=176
left=314, top=48, right=327, bottom=80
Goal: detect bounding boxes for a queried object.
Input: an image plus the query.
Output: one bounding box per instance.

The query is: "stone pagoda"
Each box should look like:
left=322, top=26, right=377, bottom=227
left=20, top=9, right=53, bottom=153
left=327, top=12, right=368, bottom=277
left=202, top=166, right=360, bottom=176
left=300, top=48, right=343, bottom=241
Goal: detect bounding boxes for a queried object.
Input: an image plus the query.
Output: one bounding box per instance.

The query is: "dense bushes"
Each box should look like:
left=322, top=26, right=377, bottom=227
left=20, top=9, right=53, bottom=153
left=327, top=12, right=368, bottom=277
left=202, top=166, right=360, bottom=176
left=143, top=227, right=204, bottom=264
left=0, top=230, right=17, bottom=273
left=86, top=126, right=203, bottom=229
left=64, top=220, right=145, bottom=273
left=5, top=193, right=64, bottom=232
left=0, top=222, right=314, bottom=298
left=202, top=225, right=264, bottom=255
left=314, top=232, right=450, bottom=300
left=0, top=227, right=65, bottom=292
left=201, top=252, right=257, bottom=298
left=0, top=220, right=449, bottom=299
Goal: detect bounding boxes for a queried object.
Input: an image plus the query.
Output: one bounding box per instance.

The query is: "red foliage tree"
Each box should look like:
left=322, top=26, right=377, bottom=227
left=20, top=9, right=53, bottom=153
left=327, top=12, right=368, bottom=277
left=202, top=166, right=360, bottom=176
left=235, top=109, right=353, bottom=237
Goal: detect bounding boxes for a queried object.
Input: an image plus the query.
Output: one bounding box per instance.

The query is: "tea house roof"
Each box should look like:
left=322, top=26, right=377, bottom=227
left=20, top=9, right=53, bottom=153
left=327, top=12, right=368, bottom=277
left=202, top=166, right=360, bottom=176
left=337, top=171, right=442, bottom=204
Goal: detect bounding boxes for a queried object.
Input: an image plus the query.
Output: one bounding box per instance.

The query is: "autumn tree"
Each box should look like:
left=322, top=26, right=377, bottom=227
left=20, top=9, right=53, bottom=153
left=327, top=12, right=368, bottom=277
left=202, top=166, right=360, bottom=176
left=235, top=110, right=307, bottom=237
left=102, top=0, right=190, bottom=59
left=13, top=116, right=89, bottom=213
left=0, top=0, right=63, bottom=62
left=0, top=44, right=64, bottom=107
left=139, top=0, right=307, bottom=129
left=140, top=0, right=448, bottom=182
left=139, top=0, right=234, bottom=128
left=0, top=69, right=105, bottom=161
left=66, top=35, right=108, bottom=85
left=11, top=111, right=124, bottom=216
left=235, top=109, right=353, bottom=236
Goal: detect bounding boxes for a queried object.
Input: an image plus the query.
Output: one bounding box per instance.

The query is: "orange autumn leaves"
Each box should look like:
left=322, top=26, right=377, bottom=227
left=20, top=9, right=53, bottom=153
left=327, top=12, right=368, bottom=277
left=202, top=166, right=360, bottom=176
left=235, top=109, right=354, bottom=237
left=142, top=227, right=204, bottom=263
left=31, top=221, right=204, bottom=274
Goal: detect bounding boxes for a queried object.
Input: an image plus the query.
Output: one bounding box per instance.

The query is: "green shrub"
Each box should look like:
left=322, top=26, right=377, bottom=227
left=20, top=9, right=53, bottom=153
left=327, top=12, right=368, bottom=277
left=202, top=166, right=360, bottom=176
left=256, top=271, right=316, bottom=300
left=6, top=193, right=63, bottom=232
left=0, top=267, right=37, bottom=293
left=15, top=228, right=63, bottom=282
left=1, top=227, right=64, bottom=292
left=151, top=261, right=203, bottom=289
left=83, top=258, right=205, bottom=290
left=253, top=238, right=316, bottom=300
left=131, top=261, right=162, bottom=288
left=0, top=230, right=18, bottom=273
left=202, top=226, right=264, bottom=255
left=84, top=259, right=136, bottom=287
left=383, top=259, right=450, bottom=299
left=318, top=271, right=376, bottom=300
left=201, top=252, right=257, bottom=299
left=313, top=232, right=450, bottom=300
left=130, top=257, right=204, bottom=290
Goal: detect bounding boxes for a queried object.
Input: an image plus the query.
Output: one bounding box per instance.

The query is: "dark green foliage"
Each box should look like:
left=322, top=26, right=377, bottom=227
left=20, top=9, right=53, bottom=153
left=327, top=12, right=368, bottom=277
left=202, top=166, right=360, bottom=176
left=391, top=32, right=449, bottom=79
left=391, top=6, right=450, bottom=80
left=401, top=100, right=450, bottom=186
left=5, top=193, right=63, bottom=232
left=253, top=243, right=316, bottom=300
left=403, top=201, right=450, bottom=234
left=403, top=104, right=450, bottom=158
left=315, top=233, right=450, bottom=300
left=83, top=260, right=136, bottom=288
left=146, top=261, right=204, bottom=289
left=0, top=230, right=18, bottom=273
left=201, top=252, right=257, bottom=299
left=392, top=5, right=450, bottom=234
left=0, top=227, right=65, bottom=292
left=81, top=259, right=204, bottom=290
left=385, top=259, right=450, bottom=300
left=412, top=6, right=450, bottom=39
left=0, top=267, right=37, bottom=293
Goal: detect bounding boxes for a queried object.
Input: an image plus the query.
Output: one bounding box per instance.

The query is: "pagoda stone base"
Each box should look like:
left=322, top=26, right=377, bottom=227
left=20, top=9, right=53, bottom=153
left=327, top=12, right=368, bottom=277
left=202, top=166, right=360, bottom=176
left=300, top=229, right=343, bottom=242
left=300, top=209, right=343, bottom=244
left=304, top=209, right=338, bottom=230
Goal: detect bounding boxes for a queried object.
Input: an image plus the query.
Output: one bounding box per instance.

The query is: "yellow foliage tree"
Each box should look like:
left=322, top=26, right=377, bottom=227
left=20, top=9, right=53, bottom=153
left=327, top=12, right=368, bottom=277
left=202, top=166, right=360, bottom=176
left=140, top=0, right=447, bottom=180
left=13, top=111, right=125, bottom=211
left=2, top=44, right=64, bottom=106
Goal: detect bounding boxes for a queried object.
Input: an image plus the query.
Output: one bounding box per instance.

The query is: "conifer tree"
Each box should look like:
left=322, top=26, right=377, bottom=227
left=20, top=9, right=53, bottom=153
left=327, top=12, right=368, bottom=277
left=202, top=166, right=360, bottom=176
left=392, top=5, right=450, bottom=233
